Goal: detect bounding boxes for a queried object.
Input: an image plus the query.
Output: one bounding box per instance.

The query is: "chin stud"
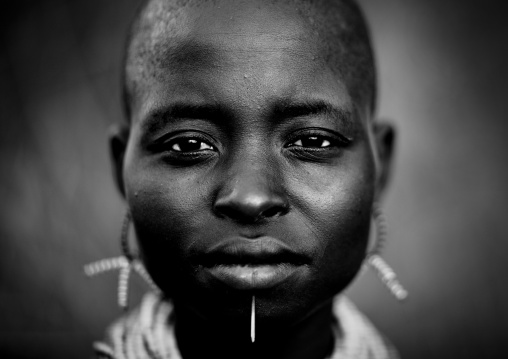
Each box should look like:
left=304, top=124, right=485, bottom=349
left=251, top=296, right=256, bottom=343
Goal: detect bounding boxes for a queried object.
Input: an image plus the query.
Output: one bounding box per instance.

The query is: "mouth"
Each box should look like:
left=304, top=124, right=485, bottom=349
left=193, top=237, right=310, bottom=290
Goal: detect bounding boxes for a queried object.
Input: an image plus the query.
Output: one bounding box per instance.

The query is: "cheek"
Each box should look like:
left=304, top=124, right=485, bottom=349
left=287, top=151, right=375, bottom=287
left=123, top=161, right=216, bottom=295
left=123, top=159, right=208, bottom=252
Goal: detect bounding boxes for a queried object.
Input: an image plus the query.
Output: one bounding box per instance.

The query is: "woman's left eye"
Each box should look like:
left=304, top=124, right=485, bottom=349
left=290, top=136, right=332, bottom=148
left=170, top=138, right=214, bottom=152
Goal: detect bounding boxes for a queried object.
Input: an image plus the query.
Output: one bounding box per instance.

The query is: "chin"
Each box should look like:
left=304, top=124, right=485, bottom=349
left=155, top=266, right=356, bottom=331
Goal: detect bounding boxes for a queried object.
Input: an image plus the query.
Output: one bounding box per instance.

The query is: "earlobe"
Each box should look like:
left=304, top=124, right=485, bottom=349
left=109, top=123, right=130, bottom=198
left=372, top=121, right=396, bottom=200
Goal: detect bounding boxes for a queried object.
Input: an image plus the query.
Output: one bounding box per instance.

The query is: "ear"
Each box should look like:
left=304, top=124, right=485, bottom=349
left=372, top=120, right=396, bottom=201
left=109, top=123, right=130, bottom=198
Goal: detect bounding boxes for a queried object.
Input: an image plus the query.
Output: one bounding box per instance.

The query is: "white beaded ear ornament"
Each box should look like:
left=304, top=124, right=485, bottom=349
left=365, top=205, right=408, bottom=301
left=84, top=211, right=161, bottom=310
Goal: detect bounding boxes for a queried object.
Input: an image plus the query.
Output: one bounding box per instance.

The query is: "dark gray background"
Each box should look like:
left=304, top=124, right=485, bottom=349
left=1, top=0, right=507, bottom=358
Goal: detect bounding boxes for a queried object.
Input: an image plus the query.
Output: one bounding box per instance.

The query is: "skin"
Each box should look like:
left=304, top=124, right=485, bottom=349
left=111, top=1, right=394, bottom=358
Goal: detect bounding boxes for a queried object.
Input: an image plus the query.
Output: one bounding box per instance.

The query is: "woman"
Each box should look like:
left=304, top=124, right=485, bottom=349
left=85, top=0, right=406, bottom=358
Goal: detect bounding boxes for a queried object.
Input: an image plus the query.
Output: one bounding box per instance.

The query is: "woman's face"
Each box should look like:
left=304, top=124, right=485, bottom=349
left=115, top=1, right=390, bottom=327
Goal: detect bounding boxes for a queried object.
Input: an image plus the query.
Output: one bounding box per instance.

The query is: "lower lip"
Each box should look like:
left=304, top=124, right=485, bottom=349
left=205, top=264, right=302, bottom=290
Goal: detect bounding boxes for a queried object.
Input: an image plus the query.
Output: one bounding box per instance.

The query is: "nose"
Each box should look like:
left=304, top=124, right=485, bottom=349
left=213, top=168, right=289, bottom=224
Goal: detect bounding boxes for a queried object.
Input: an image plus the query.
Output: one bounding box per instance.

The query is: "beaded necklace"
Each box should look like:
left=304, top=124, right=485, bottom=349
left=93, top=293, right=398, bottom=359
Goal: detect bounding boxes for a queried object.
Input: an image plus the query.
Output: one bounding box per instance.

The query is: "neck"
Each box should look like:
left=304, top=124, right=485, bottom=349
left=174, top=300, right=335, bottom=359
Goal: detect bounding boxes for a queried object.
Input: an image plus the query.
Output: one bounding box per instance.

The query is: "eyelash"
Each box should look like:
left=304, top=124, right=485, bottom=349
left=285, top=130, right=350, bottom=150
left=153, top=132, right=218, bottom=163
left=168, top=137, right=215, bottom=152
left=287, top=135, right=337, bottom=149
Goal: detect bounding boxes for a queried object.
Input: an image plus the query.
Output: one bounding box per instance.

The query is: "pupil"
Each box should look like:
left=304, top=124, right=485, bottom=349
left=302, top=136, right=322, bottom=147
left=181, top=139, right=200, bottom=151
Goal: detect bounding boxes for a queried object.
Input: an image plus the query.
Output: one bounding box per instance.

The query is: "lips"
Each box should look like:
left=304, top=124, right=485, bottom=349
left=193, top=237, right=310, bottom=290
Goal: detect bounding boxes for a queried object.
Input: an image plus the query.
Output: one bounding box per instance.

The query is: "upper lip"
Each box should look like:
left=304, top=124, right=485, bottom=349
left=193, top=237, right=310, bottom=267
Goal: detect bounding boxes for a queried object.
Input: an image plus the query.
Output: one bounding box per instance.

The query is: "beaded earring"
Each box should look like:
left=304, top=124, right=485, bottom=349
left=365, top=205, right=408, bottom=301
left=84, top=211, right=161, bottom=310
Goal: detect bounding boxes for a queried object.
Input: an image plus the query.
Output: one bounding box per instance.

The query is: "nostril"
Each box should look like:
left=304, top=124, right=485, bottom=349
left=261, top=205, right=287, bottom=219
left=213, top=191, right=289, bottom=223
left=214, top=202, right=288, bottom=223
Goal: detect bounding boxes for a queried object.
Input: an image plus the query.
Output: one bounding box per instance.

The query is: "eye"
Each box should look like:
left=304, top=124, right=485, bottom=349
left=169, top=138, right=214, bottom=152
left=283, top=129, right=352, bottom=162
left=291, top=136, right=332, bottom=148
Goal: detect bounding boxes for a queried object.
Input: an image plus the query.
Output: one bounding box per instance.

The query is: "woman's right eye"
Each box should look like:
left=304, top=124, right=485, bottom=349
left=169, top=138, right=215, bottom=152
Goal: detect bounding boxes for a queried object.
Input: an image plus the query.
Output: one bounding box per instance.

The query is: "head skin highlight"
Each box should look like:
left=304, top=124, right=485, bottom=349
left=121, top=0, right=377, bottom=123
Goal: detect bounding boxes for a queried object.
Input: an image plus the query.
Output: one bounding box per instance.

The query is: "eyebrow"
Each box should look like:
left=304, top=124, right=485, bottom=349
left=141, top=100, right=354, bottom=135
left=141, top=103, right=231, bottom=134
left=271, top=100, right=354, bottom=127
left=154, top=103, right=226, bottom=119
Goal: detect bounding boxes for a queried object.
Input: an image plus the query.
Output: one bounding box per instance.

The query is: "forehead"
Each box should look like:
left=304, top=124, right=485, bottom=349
left=126, top=0, right=356, bottom=121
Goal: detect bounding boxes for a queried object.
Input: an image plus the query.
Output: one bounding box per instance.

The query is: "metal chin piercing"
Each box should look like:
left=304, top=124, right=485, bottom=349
left=84, top=211, right=161, bottom=310
left=366, top=205, right=408, bottom=301
left=251, top=296, right=256, bottom=343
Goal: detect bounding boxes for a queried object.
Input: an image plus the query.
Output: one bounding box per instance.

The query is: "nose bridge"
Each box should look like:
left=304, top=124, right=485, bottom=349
left=213, top=148, right=289, bottom=223
left=231, top=160, right=274, bottom=202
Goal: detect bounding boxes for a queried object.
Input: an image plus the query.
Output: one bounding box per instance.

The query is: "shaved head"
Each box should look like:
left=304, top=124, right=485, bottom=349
left=122, top=0, right=376, bottom=121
